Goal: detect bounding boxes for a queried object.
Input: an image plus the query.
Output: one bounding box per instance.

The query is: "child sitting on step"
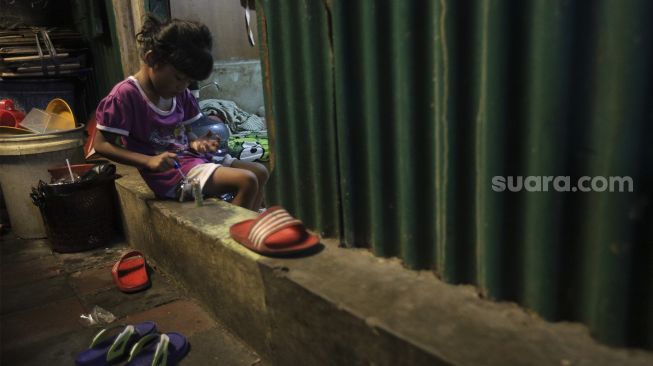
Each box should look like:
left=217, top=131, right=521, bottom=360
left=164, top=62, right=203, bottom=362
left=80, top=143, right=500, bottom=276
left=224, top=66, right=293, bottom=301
left=93, top=15, right=268, bottom=210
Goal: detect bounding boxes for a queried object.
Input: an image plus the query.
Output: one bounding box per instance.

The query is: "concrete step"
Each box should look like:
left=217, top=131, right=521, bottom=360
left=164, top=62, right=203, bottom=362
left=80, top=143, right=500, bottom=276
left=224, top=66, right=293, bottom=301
left=114, top=164, right=653, bottom=366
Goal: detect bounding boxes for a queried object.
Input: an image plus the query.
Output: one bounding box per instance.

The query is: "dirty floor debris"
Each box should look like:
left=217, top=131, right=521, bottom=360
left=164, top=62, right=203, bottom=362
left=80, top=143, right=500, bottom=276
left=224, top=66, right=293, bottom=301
left=0, top=232, right=266, bottom=365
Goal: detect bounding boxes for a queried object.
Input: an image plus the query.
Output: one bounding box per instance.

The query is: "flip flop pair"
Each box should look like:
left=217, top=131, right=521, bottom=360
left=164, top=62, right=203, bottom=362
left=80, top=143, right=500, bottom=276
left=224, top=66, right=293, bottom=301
left=75, top=322, right=189, bottom=366
left=112, top=251, right=150, bottom=293
left=229, top=206, right=320, bottom=256
left=75, top=322, right=156, bottom=365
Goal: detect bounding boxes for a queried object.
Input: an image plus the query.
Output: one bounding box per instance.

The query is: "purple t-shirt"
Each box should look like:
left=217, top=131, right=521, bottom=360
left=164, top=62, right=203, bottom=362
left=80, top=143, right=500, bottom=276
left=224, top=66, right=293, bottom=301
left=96, top=76, right=208, bottom=198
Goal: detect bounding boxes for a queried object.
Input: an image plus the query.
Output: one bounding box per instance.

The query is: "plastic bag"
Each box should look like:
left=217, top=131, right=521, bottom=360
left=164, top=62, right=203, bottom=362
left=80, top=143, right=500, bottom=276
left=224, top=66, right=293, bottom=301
left=79, top=305, right=116, bottom=326
left=79, top=163, right=117, bottom=182
left=32, top=163, right=118, bottom=198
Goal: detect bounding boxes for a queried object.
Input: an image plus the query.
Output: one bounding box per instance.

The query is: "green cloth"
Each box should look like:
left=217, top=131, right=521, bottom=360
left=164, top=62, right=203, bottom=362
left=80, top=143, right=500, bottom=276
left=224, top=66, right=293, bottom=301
left=228, top=132, right=269, bottom=162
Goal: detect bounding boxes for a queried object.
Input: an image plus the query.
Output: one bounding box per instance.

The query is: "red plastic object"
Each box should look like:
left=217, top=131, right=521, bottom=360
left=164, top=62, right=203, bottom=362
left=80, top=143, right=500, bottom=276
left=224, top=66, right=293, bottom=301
left=83, top=115, right=101, bottom=160
left=229, top=206, right=320, bottom=256
left=112, top=251, right=151, bottom=293
left=0, top=99, right=25, bottom=127
left=47, top=163, right=95, bottom=182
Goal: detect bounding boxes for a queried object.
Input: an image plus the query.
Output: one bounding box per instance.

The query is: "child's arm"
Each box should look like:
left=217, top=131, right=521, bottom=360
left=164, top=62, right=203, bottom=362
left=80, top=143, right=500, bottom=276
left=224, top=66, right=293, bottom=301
left=94, top=130, right=178, bottom=172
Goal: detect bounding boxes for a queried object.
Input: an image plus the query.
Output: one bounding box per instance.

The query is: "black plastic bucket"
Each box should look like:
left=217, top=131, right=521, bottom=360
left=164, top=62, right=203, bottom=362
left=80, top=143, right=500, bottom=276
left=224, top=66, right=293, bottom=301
left=31, top=164, right=120, bottom=253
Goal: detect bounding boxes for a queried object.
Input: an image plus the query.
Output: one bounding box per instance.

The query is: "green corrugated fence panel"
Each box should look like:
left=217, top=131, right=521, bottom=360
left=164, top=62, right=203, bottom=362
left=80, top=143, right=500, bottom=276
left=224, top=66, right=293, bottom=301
left=257, top=0, right=341, bottom=236
left=257, top=0, right=653, bottom=349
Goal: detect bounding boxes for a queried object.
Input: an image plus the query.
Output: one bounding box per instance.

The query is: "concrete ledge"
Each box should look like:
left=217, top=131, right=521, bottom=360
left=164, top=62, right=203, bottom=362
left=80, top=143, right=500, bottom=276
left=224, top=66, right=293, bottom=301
left=114, top=165, right=653, bottom=366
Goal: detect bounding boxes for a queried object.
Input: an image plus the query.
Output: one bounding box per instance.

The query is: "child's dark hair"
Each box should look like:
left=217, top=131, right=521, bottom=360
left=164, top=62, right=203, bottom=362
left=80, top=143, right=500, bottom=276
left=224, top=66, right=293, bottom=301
left=136, top=14, right=213, bottom=81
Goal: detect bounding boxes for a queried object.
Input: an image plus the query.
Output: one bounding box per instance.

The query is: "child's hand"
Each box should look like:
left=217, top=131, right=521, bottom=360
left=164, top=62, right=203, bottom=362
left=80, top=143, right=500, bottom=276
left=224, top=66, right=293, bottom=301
left=190, top=137, right=220, bottom=154
left=146, top=152, right=178, bottom=172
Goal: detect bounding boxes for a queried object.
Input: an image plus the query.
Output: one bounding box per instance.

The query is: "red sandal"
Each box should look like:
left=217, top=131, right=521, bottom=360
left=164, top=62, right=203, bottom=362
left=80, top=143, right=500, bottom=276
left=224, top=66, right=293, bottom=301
left=229, top=206, right=320, bottom=256
left=112, top=251, right=151, bottom=293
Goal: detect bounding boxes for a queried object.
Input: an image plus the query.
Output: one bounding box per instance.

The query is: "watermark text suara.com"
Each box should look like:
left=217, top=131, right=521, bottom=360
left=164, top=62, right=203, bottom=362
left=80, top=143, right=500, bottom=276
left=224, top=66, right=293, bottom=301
left=491, top=176, right=634, bottom=192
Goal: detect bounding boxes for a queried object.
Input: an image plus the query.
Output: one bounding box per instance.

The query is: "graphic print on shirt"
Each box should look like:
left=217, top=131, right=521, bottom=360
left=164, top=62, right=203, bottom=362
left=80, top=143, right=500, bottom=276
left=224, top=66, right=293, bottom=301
left=148, top=124, right=192, bottom=154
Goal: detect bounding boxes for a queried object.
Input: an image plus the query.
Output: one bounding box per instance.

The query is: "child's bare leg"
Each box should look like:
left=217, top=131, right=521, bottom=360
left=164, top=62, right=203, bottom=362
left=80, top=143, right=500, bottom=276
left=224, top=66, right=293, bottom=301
left=203, top=167, right=259, bottom=210
left=231, top=160, right=269, bottom=209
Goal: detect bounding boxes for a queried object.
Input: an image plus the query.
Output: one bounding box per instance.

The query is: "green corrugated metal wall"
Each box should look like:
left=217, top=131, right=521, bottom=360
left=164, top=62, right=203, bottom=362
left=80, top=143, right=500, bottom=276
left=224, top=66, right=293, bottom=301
left=258, top=0, right=341, bottom=236
left=257, top=0, right=652, bottom=349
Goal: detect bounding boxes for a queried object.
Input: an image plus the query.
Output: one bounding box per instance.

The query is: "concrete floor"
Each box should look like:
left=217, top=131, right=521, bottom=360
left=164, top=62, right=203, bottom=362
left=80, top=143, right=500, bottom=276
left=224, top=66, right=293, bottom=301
left=0, top=231, right=265, bottom=365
